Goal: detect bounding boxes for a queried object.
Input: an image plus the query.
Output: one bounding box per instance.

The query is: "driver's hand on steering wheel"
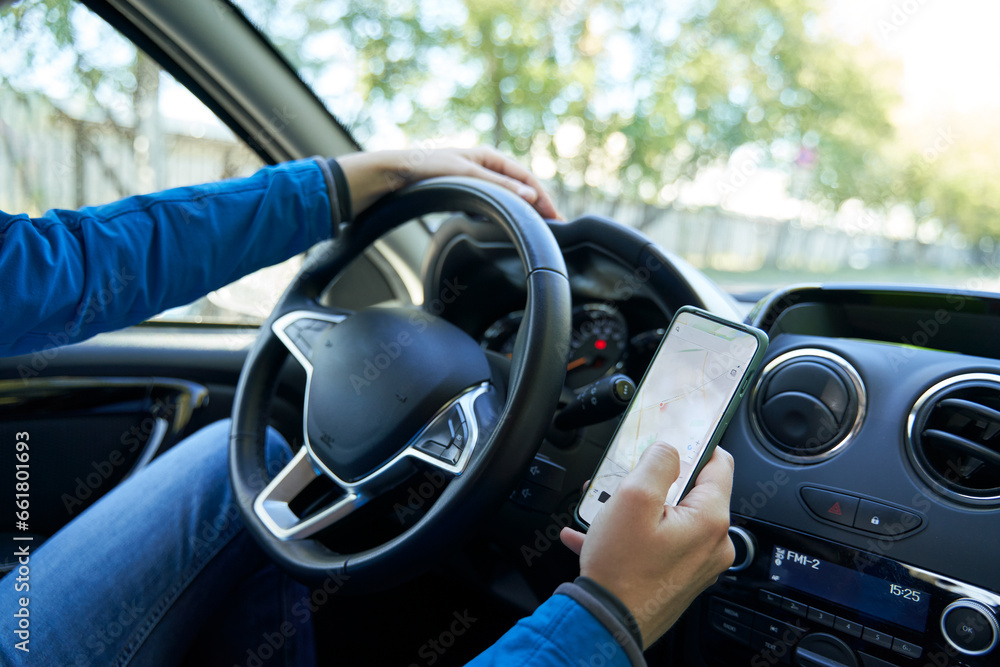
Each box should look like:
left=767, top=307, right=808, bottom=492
left=560, top=443, right=736, bottom=649
left=338, top=147, right=562, bottom=220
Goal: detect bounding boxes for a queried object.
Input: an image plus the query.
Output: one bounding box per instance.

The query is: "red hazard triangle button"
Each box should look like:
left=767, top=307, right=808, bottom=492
left=800, top=487, right=858, bottom=527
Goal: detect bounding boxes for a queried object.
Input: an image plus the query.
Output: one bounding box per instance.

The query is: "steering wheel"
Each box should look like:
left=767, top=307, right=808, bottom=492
left=229, top=177, right=572, bottom=590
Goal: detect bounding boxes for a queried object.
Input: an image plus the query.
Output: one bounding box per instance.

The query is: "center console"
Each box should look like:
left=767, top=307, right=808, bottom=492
left=689, top=518, right=999, bottom=666
left=680, top=286, right=1000, bottom=667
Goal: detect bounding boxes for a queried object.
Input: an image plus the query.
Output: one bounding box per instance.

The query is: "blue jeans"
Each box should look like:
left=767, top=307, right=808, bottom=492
left=0, top=420, right=316, bottom=666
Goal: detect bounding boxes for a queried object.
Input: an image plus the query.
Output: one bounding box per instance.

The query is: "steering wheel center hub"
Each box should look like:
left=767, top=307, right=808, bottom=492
left=305, top=307, right=490, bottom=483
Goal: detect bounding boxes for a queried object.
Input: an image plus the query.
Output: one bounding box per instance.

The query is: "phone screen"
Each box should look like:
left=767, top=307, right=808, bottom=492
left=577, top=309, right=763, bottom=526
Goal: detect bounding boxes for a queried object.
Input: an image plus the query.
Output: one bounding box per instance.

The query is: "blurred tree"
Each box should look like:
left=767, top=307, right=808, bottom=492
left=1, top=0, right=164, bottom=207
left=7, top=0, right=1000, bottom=246
left=243, top=0, right=998, bottom=245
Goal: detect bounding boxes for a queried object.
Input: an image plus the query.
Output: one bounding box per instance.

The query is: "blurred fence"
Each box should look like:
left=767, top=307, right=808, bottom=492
left=0, top=90, right=260, bottom=216
left=1, top=88, right=981, bottom=297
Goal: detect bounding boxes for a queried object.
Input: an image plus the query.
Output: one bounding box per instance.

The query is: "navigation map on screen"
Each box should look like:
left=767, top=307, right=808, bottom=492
left=578, top=311, right=760, bottom=525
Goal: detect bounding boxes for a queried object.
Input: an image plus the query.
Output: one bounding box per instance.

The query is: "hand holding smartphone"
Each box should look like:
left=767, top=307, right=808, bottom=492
left=576, top=306, right=768, bottom=529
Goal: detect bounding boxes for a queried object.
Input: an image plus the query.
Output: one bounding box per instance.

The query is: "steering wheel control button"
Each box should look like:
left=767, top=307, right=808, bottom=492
left=807, top=607, right=836, bottom=628
left=860, top=627, right=893, bottom=649
left=852, top=500, right=922, bottom=536
left=523, top=455, right=566, bottom=491
left=415, top=440, right=447, bottom=458
left=801, top=487, right=859, bottom=528
left=782, top=598, right=809, bottom=618
left=834, top=616, right=863, bottom=638
left=941, top=599, right=1000, bottom=655
left=710, top=613, right=752, bottom=646
left=710, top=597, right=755, bottom=626
left=890, top=638, right=922, bottom=659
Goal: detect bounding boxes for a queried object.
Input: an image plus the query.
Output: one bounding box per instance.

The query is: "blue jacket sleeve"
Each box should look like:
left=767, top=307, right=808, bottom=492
left=467, top=590, right=645, bottom=667
left=0, top=158, right=337, bottom=357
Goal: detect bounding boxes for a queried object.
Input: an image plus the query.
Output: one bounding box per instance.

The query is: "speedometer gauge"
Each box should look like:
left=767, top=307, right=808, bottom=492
left=480, top=303, right=629, bottom=388
left=566, top=304, right=628, bottom=387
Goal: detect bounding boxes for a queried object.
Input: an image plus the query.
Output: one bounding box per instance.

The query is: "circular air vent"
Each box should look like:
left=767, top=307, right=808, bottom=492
left=907, top=373, right=1000, bottom=506
left=751, top=349, right=866, bottom=463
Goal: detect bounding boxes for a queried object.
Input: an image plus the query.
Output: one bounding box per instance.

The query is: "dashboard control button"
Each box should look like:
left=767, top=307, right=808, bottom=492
left=760, top=590, right=784, bottom=607
left=853, top=500, right=922, bottom=536
left=857, top=651, right=897, bottom=667
left=710, top=597, right=755, bottom=626
left=793, top=633, right=858, bottom=667
left=801, top=487, right=859, bottom=528
left=523, top=455, right=566, bottom=491
left=751, top=631, right=794, bottom=664
left=861, top=627, right=893, bottom=649
left=941, top=599, right=999, bottom=656
left=709, top=613, right=751, bottom=646
left=728, top=526, right=756, bottom=572
left=508, top=481, right=560, bottom=512
left=783, top=597, right=809, bottom=617
left=891, top=638, right=922, bottom=659
left=834, top=617, right=864, bottom=638
left=807, top=607, right=836, bottom=628
left=754, top=613, right=805, bottom=641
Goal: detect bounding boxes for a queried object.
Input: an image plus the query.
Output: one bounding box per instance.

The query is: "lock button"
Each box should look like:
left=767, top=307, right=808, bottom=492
left=853, top=499, right=922, bottom=537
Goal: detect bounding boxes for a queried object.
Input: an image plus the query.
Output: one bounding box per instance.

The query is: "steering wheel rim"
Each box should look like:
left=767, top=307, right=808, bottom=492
left=229, top=176, right=572, bottom=589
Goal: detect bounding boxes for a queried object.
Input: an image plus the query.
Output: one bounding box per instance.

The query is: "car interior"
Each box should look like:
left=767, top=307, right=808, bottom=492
left=3, top=1, right=1000, bottom=666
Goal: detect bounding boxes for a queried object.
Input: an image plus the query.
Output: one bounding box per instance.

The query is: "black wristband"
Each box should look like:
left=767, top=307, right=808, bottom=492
left=575, top=576, right=644, bottom=650
left=325, top=157, right=353, bottom=224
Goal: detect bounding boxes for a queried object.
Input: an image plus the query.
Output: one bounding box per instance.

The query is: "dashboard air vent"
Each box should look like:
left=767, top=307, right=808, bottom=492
left=907, top=373, right=1000, bottom=505
left=751, top=349, right=865, bottom=463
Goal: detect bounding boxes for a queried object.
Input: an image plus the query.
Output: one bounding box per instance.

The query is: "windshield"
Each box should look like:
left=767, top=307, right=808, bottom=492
left=234, top=0, right=1000, bottom=297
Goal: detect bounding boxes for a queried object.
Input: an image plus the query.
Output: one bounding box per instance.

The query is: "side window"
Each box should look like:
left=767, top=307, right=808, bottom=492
left=0, top=0, right=298, bottom=325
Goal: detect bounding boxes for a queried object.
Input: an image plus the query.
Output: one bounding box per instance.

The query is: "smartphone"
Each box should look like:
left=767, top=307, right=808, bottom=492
left=576, top=306, right=768, bottom=529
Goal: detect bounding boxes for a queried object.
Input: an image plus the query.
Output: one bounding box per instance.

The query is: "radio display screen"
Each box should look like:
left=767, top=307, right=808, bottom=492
left=769, top=546, right=930, bottom=632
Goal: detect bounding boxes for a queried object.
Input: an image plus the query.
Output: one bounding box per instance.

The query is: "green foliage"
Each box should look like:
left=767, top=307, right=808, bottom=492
left=7, top=0, right=1000, bottom=242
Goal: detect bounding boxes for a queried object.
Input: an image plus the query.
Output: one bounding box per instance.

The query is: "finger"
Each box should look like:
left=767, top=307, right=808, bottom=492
left=559, top=527, right=585, bottom=555
left=677, top=447, right=734, bottom=511
left=619, top=441, right=681, bottom=506
left=582, top=478, right=591, bottom=494
left=471, top=149, right=563, bottom=220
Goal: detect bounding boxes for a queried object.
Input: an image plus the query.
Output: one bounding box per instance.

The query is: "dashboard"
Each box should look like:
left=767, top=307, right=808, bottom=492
left=423, top=213, right=1000, bottom=667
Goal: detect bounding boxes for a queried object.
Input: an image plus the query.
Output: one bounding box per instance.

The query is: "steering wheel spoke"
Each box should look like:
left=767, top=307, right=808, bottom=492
left=253, top=447, right=363, bottom=541
left=272, top=309, right=351, bottom=371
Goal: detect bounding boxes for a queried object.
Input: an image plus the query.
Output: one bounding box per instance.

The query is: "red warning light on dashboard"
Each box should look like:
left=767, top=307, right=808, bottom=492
left=828, top=502, right=843, bottom=516
left=594, top=339, right=607, bottom=350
